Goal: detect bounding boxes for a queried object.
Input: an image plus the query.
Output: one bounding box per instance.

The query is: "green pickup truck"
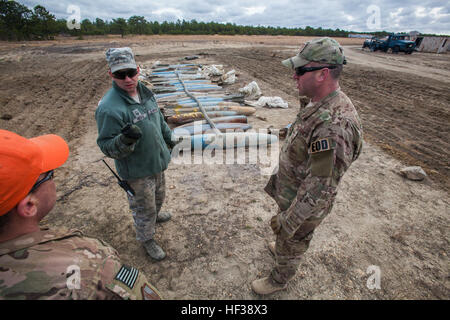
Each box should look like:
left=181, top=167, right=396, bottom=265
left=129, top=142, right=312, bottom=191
left=363, top=33, right=416, bottom=54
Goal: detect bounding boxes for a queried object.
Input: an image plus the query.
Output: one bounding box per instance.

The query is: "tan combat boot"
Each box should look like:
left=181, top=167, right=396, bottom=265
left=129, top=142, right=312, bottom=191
left=143, top=239, right=166, bottom=261
left=251, top=276, right=287, bottom=295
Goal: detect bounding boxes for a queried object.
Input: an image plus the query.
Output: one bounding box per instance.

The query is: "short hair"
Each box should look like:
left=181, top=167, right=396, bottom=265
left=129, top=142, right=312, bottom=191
left=311, top=62, right=343, bottom=80
left=329, top=64, right=343, bottom=80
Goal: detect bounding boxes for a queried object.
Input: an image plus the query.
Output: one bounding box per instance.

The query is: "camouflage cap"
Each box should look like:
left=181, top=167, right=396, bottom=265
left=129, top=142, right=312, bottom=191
left=282, top=37, right=346, bottom=69
left=106, top=47, right=137, bottom=73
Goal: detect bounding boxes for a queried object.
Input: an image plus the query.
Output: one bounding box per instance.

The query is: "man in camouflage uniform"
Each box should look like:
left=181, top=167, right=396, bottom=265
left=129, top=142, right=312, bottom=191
left=251, top=38, right=363, bottom=295
left=0, top=130, right=162, bottom=300
left=95, top=47, right=176, bottom=261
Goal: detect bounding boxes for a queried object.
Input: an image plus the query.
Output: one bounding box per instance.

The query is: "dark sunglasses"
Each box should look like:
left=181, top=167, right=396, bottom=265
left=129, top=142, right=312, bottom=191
left=29, top=170, right=54, bottom=194
left=112, top=69, right=138, bottom=80
left=295, top=65, right=337, bottom=76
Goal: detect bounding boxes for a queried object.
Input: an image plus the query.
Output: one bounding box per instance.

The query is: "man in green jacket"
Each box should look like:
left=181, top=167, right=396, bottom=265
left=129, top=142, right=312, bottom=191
left=95, top=47, right=176, bottom=261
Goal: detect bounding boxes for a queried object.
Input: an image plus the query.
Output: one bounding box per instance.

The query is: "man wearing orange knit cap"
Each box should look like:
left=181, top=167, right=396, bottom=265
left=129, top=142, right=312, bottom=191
left=0, top=130, right=161, bottom=300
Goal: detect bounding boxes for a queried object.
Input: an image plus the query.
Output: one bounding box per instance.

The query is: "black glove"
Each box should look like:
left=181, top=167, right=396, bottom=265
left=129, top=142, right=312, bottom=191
left=120, top=124, right=142, bottom=145
left=167, top=135, right=182, bottom=150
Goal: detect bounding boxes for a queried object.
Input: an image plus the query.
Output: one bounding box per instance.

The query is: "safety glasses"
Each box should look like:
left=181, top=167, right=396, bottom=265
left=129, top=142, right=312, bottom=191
left=295, top=65, right=337, bottom=76
left=112, top=69, right=138, bottom=80
left=29, top=170, right=54, bottom=194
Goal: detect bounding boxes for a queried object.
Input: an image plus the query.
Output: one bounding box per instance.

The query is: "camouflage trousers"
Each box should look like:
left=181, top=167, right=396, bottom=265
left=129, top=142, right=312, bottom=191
left=271, top=216, right=324, bottom=284
left=126, top=172, right=166, bottom=242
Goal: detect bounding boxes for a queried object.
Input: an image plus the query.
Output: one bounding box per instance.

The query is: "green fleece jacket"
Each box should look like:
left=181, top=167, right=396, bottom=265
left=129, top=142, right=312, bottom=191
left=95, top=81, right=174, bottom=180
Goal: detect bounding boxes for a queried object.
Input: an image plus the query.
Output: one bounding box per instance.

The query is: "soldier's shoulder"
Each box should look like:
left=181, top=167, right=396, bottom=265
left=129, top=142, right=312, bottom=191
left=0, top=229, right=121, bottom=300
left=329, top=90, right=361, bottom=126
left=330, top=90, right=355, bottom=112
left=63, top=233, right=119, bottom=259
left=96, top=87, right=126, bottom=113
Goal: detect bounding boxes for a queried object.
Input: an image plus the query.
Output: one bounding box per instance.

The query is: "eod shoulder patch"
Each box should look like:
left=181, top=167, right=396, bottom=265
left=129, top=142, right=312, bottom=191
left=309, top=138, right=331, bottom=154
left=309, top=138, right=334, bottom=177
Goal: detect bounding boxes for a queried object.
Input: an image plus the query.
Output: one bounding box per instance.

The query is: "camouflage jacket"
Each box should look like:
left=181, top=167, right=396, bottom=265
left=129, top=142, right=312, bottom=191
left=0, top=227, right=161, bottom=300
left=265, top=89, right=363, bottom=237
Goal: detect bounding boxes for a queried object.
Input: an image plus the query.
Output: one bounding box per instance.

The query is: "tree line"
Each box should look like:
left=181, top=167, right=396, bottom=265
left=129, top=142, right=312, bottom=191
left=1, top=0, right=396, bottom=41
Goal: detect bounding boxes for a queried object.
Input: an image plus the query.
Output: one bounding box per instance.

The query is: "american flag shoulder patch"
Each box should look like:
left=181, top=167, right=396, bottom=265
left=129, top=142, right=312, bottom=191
left=115, top=265, right=139, bottom=289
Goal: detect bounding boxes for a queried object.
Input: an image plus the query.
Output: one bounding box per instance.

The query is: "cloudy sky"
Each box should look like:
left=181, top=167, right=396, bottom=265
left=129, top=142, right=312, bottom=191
left=19, top=0, right=450, bottom=34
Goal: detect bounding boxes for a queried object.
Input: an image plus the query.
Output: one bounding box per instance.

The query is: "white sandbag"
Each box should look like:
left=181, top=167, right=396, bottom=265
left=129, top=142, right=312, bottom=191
left=201, top=64, right=224, bottom=77
left=221, top=70, right=236, bottom=84
left=238, top=81, right=262, bottom=100
left=245, top=96, right=289, bottom=109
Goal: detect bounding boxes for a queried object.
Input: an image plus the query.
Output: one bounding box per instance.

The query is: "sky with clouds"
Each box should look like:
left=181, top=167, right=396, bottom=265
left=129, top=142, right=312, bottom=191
left=19, top=0, right=450, bottom=35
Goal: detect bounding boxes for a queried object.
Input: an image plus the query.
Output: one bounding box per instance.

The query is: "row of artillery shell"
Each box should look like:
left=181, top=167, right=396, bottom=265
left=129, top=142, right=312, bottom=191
left=157, top=94, right=244, bottom=105
left=174, top=132, right=278, bottom=150
left=146, top=64, right=258, bottom=135
left=166, top=105, right=256, bottom=117
left=173, top=122, right=252, bottom=136
left=175, top=115, right=248, bottom=128
left=152, top=85, right=222, bottom=94
left=167, top=111, right=239, bottom=125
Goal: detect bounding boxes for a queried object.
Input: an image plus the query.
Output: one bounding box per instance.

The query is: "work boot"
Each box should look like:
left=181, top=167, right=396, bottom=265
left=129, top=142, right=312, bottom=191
left=143, top=239, right=166, bottom=261
left=156, top=211, right=171, bottom=223
left=268, top=241, right=276, bottom=256
left=251, top=276, right=287, bottom=295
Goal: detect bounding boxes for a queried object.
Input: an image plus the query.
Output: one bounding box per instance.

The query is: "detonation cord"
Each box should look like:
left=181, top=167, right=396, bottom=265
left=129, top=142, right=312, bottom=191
left=175, top=69, right=222, bottom=135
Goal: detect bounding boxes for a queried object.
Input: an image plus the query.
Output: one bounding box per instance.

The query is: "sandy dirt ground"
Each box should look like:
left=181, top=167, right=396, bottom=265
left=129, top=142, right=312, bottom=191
left=0, top=35, right=448, bottom=300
